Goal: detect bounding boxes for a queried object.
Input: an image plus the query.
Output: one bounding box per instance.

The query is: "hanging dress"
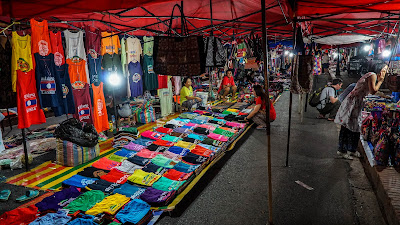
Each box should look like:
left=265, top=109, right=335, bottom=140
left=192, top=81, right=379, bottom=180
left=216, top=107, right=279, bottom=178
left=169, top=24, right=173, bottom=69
left=53, top=64, right=75, bottom=116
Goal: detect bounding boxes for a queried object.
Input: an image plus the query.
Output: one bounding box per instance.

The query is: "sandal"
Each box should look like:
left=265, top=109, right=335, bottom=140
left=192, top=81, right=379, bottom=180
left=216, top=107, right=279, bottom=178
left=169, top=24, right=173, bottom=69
left=327, top=118, right=335, bottom=121
left=16, top=190, right=39, bottom=202
left=317, top=115, right=325, bottom=119
left=0, top=190, right=11, bottom=201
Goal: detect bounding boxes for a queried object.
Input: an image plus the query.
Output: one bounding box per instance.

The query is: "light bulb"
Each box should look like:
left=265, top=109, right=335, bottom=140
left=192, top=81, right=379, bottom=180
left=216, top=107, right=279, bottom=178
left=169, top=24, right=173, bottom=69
left=284, top=51, right=289, bottom=55
left=333, top=53, right=338, bottom=58
left=108, top=73, right=121, bottom=86
left=363, top=45, right=371, bottom=52
left=383, top=49, right=391, bottom=58
left=289, top=53, right=294, bottom=57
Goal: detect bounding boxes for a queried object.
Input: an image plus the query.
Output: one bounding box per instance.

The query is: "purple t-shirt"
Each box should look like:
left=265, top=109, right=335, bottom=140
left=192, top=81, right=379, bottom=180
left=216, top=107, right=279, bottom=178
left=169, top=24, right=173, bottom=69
left=128, top=61, right=143, bottom=98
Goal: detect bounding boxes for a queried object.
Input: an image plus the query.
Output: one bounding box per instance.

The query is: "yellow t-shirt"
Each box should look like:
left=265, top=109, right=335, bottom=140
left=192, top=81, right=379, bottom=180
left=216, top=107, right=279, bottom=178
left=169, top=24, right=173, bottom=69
left=11, top=32, right=33, bottom=92
left=101, top=32, right=121, bottom=55
left=180, top=86, right=193, bottom=104
left=127, top=169, right=161, bottom=186
left=86, top=193, right=130, bottom=215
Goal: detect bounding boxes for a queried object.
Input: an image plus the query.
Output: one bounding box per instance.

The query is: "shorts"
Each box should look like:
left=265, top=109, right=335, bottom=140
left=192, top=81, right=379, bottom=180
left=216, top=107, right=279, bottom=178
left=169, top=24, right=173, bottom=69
left=219, top=86, right=235, bottom=94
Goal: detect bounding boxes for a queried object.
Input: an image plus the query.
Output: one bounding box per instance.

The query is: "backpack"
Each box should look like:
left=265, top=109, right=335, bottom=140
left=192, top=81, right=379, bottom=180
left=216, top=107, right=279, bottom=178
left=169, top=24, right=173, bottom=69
left=309, top=86, right=333, bottom=107
left=308, top=87, right=325, bottom=107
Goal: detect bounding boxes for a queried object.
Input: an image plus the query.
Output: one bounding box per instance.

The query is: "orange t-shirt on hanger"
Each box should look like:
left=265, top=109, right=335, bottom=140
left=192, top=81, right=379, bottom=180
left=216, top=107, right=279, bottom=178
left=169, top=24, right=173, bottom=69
left=49, top=31, right=65, bottom=66
left=92, top=82, right=109, bottom=133
left=66, top=58, right=88, bottom=88
left=101, top=32, right=120, bottom=55
left=30, top=18, right=52, bottom=56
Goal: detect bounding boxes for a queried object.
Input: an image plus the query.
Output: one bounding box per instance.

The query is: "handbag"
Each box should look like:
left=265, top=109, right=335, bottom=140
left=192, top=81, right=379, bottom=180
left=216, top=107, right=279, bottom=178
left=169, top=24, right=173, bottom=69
left=290, top=55, right=314, bottom=94
left=154, top=4, right=205, bottom=76
left=136, top=101, right=156, bottom=124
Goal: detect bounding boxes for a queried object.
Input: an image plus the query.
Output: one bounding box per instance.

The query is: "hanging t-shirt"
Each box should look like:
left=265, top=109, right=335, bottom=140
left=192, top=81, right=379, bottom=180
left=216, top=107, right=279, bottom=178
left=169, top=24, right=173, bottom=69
left=64, top=30, right=86, bottom=60
left=87, top=53, right=102, bottom=85
left=66, top=58, right=88, bottom=88
left=92, top=82, right=109, bottom=133
left=126, top=37, right=142, bottom=64
left=172, top=76, right=181, bottom=95
left=158, top=75, right=169, bottom=89
left=158, top=79, right=173, bottom=117
left=84, top=26, right=101, bottom=56
left=30, top=18, right=51, bottom=56
left=101, top=32, right=120, bottom=55
left=143, top=36, right=154, bottom=56
left=121, top=38, right=127, bottom=75
left=128, top=61, right=143, bottom=98
left=49, top=31, right=65, bottom=66
left=11, top=32, right=33, bottom=92
left=34, top=53, right=62, bottom=108
left=143, top=55, right=158, bottom=91
left=16, top=70, right=46, bottom=129
left=53, top=64, right=75, bottom=116
left=102, top=53, right=126, bottom=100
left=0, top=37, right=15, bottom=108
left=73, top=83, right=93, bottom=124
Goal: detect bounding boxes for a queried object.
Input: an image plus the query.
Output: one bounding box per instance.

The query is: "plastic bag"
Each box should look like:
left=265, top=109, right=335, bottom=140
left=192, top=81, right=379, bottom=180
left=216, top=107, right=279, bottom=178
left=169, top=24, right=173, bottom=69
left=55, top=118, right=99, bottom=147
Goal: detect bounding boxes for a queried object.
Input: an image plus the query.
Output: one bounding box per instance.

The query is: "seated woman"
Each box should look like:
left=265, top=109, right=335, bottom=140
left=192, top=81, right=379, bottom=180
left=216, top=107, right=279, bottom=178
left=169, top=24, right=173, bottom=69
left=245, top=85, right=276, bottom=129
left=218, top=69, right=237, bottom=100
left=180, top=77, right=202, bottom=111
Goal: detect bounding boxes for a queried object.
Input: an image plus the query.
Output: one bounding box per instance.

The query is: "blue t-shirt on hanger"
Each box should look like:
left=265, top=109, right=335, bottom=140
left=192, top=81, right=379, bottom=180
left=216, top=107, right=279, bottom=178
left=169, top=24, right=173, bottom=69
left=128, top=61, right=143, bottom=98
left=88, top=53, right=102, bottom=86
left=52, top=64, right=75, bottom=116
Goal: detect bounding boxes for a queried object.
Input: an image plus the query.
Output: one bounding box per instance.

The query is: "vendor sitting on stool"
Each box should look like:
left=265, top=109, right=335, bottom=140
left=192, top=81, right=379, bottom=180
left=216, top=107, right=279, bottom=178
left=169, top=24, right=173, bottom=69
left=218, top=69, right=237, bottom=100
left=180, top=77, right=202, bottom=111
left=245, top=85, right=276, bottom=130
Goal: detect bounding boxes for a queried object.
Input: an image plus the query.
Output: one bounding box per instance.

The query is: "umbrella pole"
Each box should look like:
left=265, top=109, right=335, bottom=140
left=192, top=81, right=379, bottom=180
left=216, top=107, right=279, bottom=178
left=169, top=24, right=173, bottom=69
left=261, top=0, right=273, bottom=224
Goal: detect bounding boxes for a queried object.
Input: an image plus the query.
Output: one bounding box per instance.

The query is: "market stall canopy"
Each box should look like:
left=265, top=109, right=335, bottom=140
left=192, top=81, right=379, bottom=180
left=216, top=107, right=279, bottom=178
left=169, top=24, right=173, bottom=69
left=308, top=34, right=374, bottom=45
left=290, top=0, right=400, bottom=43
left=0, top=0, right=294, bottom=40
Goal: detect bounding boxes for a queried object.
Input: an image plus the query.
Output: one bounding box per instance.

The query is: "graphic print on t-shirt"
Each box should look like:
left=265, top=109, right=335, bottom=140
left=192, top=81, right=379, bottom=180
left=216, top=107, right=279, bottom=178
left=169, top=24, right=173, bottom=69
left=89, top=49, right=98, bottom=59
left=17, top=58, right=30, bottom=71
left=54, top=52, right=64, bottom=66
left=132, top=73, right=141, bottom=83
left=24, top=93, right=38, bottom=113
left=97, top=99, right=104, bottom=117
left=78, top=104, right=90, bottom=121
left=38, top=40, right=49, bottom=56
left=62, top=84, right=69, bottom=99
left=40, top=77, right=56, bottom=94
left=148, top=65, right=154, bottom=74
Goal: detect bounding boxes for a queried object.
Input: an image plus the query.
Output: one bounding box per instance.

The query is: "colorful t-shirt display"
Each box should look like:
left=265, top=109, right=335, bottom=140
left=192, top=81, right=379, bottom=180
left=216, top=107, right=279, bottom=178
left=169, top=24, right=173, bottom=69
left=49, top=31, right=65, bottom=66
left=72, top=83, right=93, bottom=124
left=16, top=70, right=46, bottom=129
left=128, top=61, right=143, bottom=98
left=30, top=18, right=51, bottom=56
left=11, top=32, right=33, bottom=92
left=92, top=82, right=109, bottom=133
left=101, top=32, right=120, bottom=55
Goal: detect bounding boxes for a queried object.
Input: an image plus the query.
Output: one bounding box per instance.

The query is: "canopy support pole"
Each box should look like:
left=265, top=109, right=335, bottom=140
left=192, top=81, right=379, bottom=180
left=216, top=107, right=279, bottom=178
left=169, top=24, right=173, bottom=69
left=261, top=0, right=273, bottom=224
left=285, top=18, right=296, bottom=168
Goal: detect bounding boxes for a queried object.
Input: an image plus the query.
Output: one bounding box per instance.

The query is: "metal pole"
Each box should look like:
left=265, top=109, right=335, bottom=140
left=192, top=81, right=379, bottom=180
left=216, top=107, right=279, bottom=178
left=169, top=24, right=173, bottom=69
left=22, top=128, right=29, bottom=171
left=261, top=0, right=273, bottom=224
left=113, top=88, right=119, bottom=131
left=336, top=46, right=340, bottom=77
left=286, top=17, right=296, bottom=167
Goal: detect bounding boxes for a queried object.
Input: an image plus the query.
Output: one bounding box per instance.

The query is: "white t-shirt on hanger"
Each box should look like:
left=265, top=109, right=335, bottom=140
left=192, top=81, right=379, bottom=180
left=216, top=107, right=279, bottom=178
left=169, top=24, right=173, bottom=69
left=64, top=30, right=87, bottom=60
left=126, top=37, right=142, bottom=64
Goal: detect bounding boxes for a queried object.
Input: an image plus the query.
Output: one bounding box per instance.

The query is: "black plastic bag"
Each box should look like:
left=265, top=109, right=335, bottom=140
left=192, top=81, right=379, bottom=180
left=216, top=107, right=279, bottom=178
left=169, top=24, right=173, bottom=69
left=55, top=118, right=99, bottom=147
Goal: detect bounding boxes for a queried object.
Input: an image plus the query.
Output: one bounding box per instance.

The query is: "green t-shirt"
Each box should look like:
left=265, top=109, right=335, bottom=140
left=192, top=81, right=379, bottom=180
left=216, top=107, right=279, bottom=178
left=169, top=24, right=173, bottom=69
left=64, top=190, right=105, bottom=213
left=180, top=86, right=193, bottom=104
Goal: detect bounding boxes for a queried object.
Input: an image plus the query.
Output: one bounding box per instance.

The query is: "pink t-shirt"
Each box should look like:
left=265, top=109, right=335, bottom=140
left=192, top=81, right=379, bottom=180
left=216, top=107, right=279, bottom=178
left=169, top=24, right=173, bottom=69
left=136, top=149, right=163, bottom=159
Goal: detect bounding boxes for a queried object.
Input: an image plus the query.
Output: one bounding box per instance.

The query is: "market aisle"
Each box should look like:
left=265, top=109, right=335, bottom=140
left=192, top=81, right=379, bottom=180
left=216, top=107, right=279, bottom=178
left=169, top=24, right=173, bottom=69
left=158, top=87, right=385, bottom=225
